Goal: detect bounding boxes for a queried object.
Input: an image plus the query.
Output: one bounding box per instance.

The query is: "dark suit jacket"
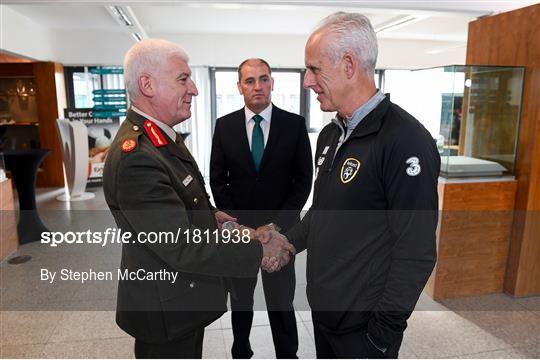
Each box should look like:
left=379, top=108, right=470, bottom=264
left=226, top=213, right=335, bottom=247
left=103, top=109, right=262, bottom=344
left=210, top=104, right=313, bottom=231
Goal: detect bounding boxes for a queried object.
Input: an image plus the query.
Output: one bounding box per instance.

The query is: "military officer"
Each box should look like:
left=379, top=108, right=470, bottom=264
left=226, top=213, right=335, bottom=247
left=103, top=38, right=294, bottom=359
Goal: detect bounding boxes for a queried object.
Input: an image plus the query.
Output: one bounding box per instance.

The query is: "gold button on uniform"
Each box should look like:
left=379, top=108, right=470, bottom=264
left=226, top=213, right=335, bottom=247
left=189, top=282, right=195, bottom=288
left=132, top=125, right=140, bottom=131
left=193, top=197, right=198, bottom=204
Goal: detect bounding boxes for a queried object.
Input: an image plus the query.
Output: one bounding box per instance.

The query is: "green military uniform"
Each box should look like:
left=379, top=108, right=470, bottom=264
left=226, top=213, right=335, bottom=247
left=103, top=108, right=262, bottom=347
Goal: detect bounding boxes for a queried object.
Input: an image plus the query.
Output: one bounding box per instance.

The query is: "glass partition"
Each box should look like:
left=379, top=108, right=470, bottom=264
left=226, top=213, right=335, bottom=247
left=409, top=65, right=524, bottom=178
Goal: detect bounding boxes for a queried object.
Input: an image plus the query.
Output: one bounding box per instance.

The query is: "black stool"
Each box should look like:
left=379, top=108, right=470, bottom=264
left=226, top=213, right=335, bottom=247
left=3, top=149, right=50, bottom=244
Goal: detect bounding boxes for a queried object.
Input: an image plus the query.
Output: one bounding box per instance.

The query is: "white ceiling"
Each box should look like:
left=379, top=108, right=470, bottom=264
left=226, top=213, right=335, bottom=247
left=7, top=5, right=120, bottom=30
left=2, top=1, right=538, bottom=67
left=6, top=1, right=538, bottom=41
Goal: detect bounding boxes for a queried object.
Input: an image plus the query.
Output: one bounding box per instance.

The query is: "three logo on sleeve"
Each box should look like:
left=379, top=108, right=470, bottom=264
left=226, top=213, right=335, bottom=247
left=340, top=158, right=361, bottom=183
left=337, top=155, right=420, bottom=184
left=405, top=156, right=421, bottom=176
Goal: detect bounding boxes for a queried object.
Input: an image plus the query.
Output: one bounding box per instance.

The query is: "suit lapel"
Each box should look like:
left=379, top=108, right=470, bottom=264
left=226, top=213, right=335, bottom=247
left=235, top=109, right=258, bottom=175
left=233, top=105, right=282, bottom=174
left=259, top=105, right=282, bottom=172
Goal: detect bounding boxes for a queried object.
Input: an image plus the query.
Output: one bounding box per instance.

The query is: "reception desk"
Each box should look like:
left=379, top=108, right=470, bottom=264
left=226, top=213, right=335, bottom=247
left=1, top=178, right=18, bottom=261
left=426, top=177, right=517, bottom=300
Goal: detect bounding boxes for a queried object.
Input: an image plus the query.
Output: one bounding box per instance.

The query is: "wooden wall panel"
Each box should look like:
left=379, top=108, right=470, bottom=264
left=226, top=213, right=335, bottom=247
left=467, top=11, right=539, bottom=67
left=524, top=76, right=540, bottom=292
left=427, top=181, right=516, bottom=300
left=0, top=62, right=66, bottom=187
left=34, top=62, right=64, bottom=187
left=54, top=63, right=67, bottom=120
left=506, top=69, right=540, bottom=296
left=466, top=3, right=540, bottom=296
left=0, top=179, right=18, bottom=261
left=0, top=63, right=33, bottom=77
left=440, top=181, right=517, bottom=211
left=0, top=51, right=33, bottom=63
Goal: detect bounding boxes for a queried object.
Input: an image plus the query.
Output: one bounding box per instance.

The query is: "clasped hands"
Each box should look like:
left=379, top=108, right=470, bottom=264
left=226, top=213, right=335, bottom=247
left=214, top=211, right=295, bottom=273
left=257, top=227, right=295, bottom=273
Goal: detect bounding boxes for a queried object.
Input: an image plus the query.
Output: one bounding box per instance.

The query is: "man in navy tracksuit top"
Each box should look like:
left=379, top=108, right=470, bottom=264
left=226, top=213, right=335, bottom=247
left=261, top=12, right=440, bottom=358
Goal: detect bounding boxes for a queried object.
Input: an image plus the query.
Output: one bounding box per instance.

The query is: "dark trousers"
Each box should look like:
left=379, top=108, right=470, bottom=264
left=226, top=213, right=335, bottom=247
left=134, top=328, right=205, bottom=359
left=230, top=258, right=298, bottom=359
left=312, top=316, right=403, bottom=359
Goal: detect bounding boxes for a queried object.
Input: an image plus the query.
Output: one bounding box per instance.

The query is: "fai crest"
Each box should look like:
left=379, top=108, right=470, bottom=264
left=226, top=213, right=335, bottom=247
left=340, top=158, right=361, bottom=183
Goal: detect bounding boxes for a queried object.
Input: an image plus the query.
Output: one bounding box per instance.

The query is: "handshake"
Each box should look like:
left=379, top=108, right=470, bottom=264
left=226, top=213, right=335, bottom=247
left=256, top=225, right=296, bottom=273
left=215, top=211, right=295, bottom=273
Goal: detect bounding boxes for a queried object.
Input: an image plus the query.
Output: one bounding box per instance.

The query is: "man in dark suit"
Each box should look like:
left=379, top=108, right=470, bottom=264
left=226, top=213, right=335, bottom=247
left=104, top=40, right=294, bottom=359
left=210, top=58, right=313, bottom=358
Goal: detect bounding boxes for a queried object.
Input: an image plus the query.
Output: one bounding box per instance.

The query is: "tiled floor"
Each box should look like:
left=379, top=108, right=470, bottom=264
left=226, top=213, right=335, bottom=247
left=1, top=187, right=539, bottom=358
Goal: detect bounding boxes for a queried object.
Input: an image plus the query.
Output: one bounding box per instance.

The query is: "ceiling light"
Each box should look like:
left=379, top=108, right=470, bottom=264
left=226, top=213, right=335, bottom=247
left=108, top=5, right=133, bottom=28
left=425, top=43, right=466, bottom=54
left=105, top=5, right=148, bottom=42
left=374, top=15, right=425, bottom=33
left=212, top=3, right=243, bottom=10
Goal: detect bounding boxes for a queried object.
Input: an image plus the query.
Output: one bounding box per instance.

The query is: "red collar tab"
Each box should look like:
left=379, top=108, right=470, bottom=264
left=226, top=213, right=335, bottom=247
left=143, top=120, right=168, bottom=147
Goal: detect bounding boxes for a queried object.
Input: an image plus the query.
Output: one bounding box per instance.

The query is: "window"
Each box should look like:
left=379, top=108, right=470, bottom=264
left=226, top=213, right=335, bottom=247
left=65, top=66, right=125, bottom=109
left=70, top=69, right=100, bottom=108
left=213, top=71, right=244, bottom=119
left=271, top=72, right=302, bottom=115
left=307, top=70, right=383, bottom=131
left=382, top=69, right=458, bottom=138
left=210, top=68, right=308, bottom=133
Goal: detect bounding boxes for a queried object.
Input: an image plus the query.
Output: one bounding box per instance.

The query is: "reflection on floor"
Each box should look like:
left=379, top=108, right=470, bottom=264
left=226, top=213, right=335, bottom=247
left=1, top=187, right=539, bottom=358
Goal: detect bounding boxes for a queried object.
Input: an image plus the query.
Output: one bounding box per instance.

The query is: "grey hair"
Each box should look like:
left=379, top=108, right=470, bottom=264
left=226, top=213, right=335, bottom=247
left=313, top=12, right=378, bottom=74
left=123, top=38, right=189, bottom=100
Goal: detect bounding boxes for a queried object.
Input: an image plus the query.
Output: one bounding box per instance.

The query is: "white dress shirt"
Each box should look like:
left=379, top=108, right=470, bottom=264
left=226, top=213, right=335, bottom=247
left=244, top=103, right=272, bottom=150
left=132, top=106, right=178, bottom=142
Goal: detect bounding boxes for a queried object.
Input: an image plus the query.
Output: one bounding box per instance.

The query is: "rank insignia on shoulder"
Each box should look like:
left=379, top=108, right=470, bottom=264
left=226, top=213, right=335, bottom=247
left=121, top=139, right=137, bottom=153
left=143, top=120, right=168, bottom=147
